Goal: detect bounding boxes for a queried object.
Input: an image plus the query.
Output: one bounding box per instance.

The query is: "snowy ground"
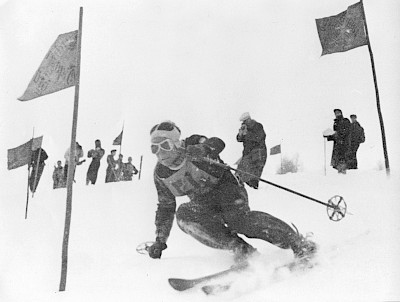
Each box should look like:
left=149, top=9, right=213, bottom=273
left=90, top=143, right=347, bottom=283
left=1, top=166, right=399, bottom=302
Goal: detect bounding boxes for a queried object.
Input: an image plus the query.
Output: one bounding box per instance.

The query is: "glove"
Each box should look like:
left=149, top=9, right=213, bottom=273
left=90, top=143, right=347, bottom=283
left=148, top=241, right=167, bottom=259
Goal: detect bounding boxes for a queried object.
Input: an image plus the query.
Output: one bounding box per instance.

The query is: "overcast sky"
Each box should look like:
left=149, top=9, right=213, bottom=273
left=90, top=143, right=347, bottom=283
left=1, top=0, right=399, bottom=183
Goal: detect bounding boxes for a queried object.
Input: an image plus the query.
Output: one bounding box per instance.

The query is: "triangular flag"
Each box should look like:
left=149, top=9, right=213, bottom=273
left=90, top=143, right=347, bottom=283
left=18, top=31, right=78, bottom=101
left=113, top=130, right=123, bottom=146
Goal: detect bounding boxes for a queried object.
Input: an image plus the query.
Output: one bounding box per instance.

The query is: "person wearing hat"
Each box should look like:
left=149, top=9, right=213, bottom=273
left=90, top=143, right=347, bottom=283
left=146, top=120, right=316, bottom=264
left=86, top=139, right=105, bottom=185
left=105, top=149, right=118, bottom=183
left=236, top=112, right=267, bottom=189
left=324, top=109, right=351, bottom=174
left=347, top=114, right=365, bottom=169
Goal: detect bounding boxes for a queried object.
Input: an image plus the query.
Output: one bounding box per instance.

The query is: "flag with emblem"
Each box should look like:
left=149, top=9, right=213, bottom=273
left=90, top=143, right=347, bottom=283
left=316, top=2, right=367, bottom=56
left=18, top=31, right=78, bottom=101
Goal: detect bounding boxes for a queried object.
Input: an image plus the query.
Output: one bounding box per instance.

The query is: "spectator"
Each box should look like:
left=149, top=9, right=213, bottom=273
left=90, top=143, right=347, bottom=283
left=347, top=114, right=365, bottom=169
left=122, top=156, right=138, bottom=181
left=86, top=139, right=105, bottom=185
left=116, top=154, right=124, bottom=181
left=105, top=149, right=118, bottom=183
left=324, top=109, right=351, bottom=174
left=53, top=160, right=65, bottom=189
left=236, top=112, right=267, bottom=189
left=29, top=147, right=48, bottom=193
left=64, top=142, right=85, bottom=182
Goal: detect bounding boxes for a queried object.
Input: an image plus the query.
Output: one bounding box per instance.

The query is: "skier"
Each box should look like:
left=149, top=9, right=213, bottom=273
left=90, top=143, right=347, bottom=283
left=325, top=109, right=351, bottom=174
left=147, top=121, right=316, bottom=263
left=53, top=160, right=65, bottom=189
left=29, top=147, right=48, bottom=193
left=86, top=139, right=105, bottom=185
left=347, top=114, right=365, bottom=169
left=236, top=112, right=267, bottom=189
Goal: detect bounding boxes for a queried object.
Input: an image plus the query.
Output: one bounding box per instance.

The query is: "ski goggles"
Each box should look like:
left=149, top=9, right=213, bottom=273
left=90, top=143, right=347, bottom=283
left=151, top=139, right=175, bottom=154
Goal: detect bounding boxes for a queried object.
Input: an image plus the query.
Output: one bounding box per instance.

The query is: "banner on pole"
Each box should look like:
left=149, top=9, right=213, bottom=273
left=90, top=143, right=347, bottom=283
left=270, top=144, right=281, bottom=155
left=316, top=2, right=367, bottom=55
left=7, top=136, right=43, bottom=170
left=113, top=130, right=123, bottom=146
left=18, top=31, right=78, bottom=101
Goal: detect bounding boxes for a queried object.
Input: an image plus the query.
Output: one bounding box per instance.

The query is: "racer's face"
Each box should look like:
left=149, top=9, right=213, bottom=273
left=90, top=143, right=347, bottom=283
left=151, top=138, right=180, bottom=167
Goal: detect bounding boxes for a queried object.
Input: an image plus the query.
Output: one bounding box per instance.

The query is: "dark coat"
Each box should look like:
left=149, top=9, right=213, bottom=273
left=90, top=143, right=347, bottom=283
left=29, top=148, right=48, bottom=193
left=237, top=119, right=266, bottom=156
left=327, top=116, right=351, bottom=170
left=86, top=147, right=105, bottom=184
left=347, top=121, right=364, bottom=169
left=105, top=154, right=117, bottom=183
left=236, top=119, right=267, bottom=187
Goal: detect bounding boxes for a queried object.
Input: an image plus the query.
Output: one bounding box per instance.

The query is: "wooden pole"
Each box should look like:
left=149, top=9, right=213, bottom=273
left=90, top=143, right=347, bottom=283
left=138, top=155, right=143, bottom=180
left=360, top=0, right=390, bottom=175
left=31, top=147, right=42, bottom=197
left=59, top=7, right=83, bottom=292
left=25, top=163, right=31, bottom=219
left=324, top=137, right=326, bottom=176
left=120, top=121, right=124, bottom=155
left=25, top=128, right=34, bottom=219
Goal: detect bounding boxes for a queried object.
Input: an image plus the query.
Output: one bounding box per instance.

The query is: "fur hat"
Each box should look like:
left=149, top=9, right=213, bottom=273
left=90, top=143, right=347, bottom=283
left=150, top=121, right=181, bottom=143
left=239, top=112, right=251, bottom=122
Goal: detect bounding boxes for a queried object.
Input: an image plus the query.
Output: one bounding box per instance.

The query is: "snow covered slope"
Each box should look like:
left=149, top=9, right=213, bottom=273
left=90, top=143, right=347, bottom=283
left=1, top=169, right=399, bottom=302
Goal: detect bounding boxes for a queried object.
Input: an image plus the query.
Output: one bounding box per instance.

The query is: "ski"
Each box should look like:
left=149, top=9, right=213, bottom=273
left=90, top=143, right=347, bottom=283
left=168, top=261, right=249, bottom=291
left=200, top=258, right=317, bottom=295
left=201, top=283, right=232, bottom=295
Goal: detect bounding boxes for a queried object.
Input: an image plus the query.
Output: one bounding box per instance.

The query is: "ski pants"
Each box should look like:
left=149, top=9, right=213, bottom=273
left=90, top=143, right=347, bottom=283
left=175, top=181, right=299, bottom=252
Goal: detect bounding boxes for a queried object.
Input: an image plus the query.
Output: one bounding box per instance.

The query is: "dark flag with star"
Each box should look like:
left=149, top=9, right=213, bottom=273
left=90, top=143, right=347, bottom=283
left=316, top=2, right=367, bottom=56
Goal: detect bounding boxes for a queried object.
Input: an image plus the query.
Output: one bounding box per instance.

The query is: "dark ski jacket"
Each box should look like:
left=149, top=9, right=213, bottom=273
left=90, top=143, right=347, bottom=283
left=349, top=121, right=365, bottom=146
left=153, top=135, right=237, bottom=243
left=31, top=148, right=48, bottom=166
left=237, top=119, right=266, bottom=156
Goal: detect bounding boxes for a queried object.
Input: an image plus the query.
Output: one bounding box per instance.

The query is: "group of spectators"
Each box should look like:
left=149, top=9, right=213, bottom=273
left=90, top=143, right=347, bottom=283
left=28, top=139, right=139, bottom=192
left=324, top=109, right=365, bottom=174
left=53, top=139, right=139, bottom=188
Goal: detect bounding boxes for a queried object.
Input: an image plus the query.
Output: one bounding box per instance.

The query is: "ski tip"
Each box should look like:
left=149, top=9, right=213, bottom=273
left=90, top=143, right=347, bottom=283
left=168, top=278, right=190, bottom=291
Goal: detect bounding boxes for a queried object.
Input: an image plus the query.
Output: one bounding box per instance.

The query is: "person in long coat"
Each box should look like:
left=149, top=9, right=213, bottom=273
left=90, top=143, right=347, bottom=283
left=86, top=139, right=105, bottom=185
left=325, top=109, right=351, bottom=174
left=236, top=112, right=267, bottom=189
left=53, top=160, right=65, bottom=189
left=105, top=150, right=118, bottom=183
left=29, top=147, right=48, bottom=193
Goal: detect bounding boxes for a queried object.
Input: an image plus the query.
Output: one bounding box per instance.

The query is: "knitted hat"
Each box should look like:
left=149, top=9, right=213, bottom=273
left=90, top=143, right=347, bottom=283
left=239, top=112, right=251, bottom=122
left=150, top=121, right=181, bottom=143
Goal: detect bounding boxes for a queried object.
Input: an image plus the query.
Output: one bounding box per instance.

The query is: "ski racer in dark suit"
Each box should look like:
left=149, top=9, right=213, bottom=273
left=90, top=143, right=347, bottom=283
left=147, top=121, right=316, bottom=263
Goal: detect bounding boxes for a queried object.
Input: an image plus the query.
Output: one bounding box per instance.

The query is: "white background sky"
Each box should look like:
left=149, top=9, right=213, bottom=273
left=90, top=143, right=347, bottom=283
left=1, top=0, right=400, bottom=184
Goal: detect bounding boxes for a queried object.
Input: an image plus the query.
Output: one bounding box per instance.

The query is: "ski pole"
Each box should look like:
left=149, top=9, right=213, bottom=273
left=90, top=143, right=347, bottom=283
left=199, top=157, right=347, bottom=221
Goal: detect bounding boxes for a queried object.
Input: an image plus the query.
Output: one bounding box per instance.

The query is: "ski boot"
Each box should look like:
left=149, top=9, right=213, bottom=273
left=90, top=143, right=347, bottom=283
left=232, top=241, right=259, bottom=264
left=291, top=225, right=317, bottom=267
